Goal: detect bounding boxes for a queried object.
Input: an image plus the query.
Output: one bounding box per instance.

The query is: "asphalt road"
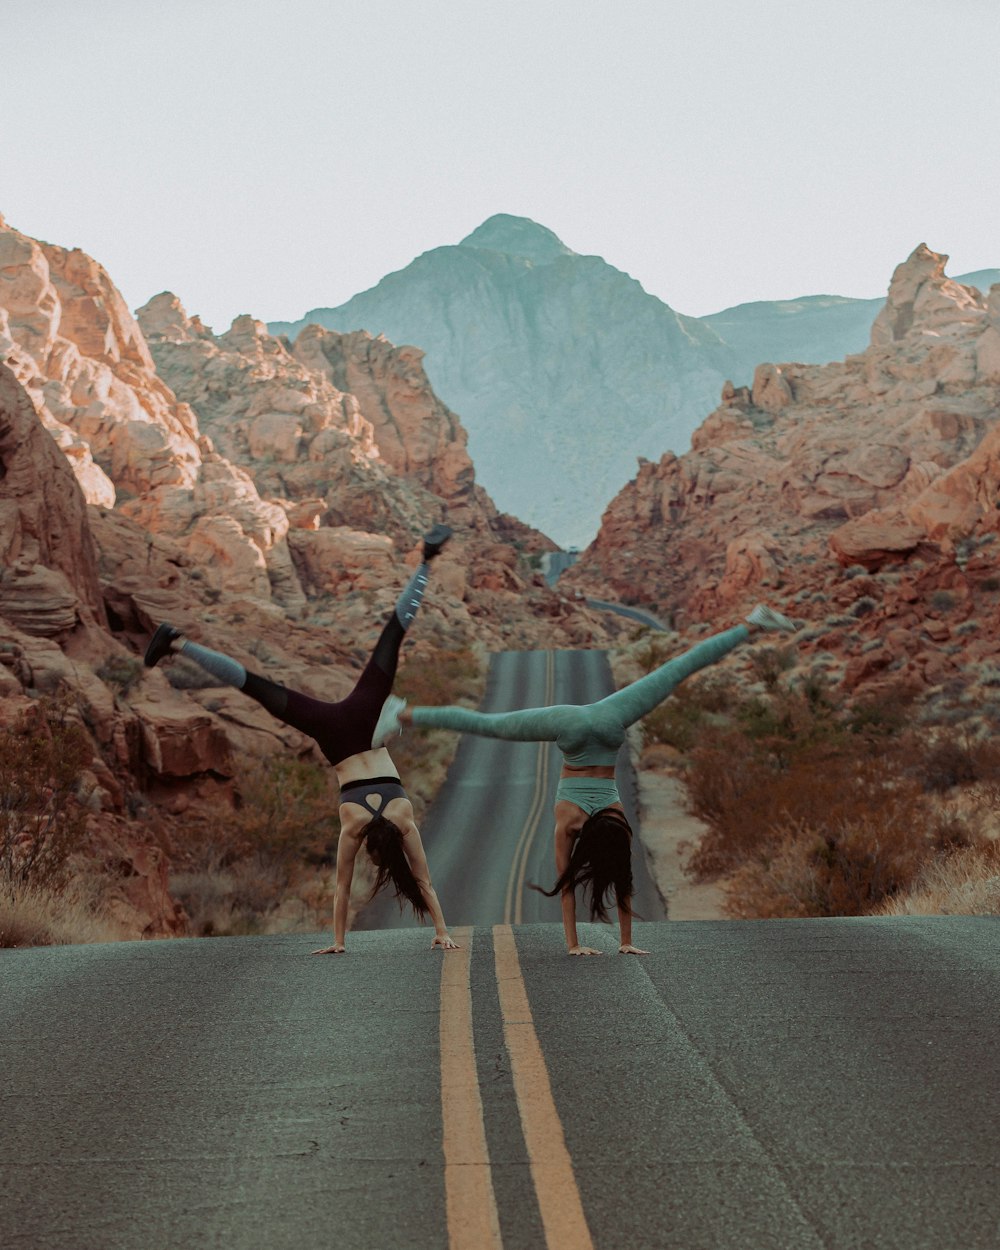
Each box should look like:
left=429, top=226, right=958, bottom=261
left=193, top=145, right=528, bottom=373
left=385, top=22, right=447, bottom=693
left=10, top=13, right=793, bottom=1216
left=3, top=918, right=998, bottom=1249
left=359, top=648, right=665, bottom=930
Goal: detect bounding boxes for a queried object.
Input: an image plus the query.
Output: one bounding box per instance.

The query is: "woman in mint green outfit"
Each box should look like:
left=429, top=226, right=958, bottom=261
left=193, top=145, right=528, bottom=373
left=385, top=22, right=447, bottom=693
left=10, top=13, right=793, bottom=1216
left=380, top=604, right=796, bottom=955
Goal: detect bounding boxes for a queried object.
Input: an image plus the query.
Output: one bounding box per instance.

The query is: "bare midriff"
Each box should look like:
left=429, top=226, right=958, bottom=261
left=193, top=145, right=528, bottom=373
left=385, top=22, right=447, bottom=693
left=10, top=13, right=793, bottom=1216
left=335, top=747, right=401, bottom=789
left=559, top=763, right=616, bottom=779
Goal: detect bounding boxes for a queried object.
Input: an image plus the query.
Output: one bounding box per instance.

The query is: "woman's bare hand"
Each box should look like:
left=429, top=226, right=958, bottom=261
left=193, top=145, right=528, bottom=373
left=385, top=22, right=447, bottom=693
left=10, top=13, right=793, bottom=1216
left=432, top=933, right=460, bottom=950
left=618, top=944, right=650, bottom=956
left=567, top=945, right=602, bottom=956
left=312, top=944, right=346, bottom=955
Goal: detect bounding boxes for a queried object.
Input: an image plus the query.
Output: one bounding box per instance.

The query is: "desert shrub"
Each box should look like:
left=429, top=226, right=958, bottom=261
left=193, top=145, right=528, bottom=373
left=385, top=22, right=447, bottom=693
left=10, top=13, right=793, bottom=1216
left=0, top=699, right=91, bottom=897
left=846, top=681, right=919, bottom=738
left=233, top=756, right=337, bottom=868
left=747, top=645, right=796, bottom=690
left=164, top=657, right=226, bottom=690
left=911, top=734, right=1000, bottom=794
left=724, top=802, right=932, bottom=919
left=642, top=673, right=738, bottom=752
left=629, top=635, right=677, bottom=676
left=94, top=655, right=144, bottom=697
left=171, top=858, right=293, bottom=937
left=170, top=759, right=338, bottom=937
left=686, top=736, right=916, bottom=882
left=0, top=877, right=126, bottom=948
left=930, top=590, right=956, bottom=613
left=877, top=842, right=1000, bottom=916
left=851, top=596, right=877, bottom=618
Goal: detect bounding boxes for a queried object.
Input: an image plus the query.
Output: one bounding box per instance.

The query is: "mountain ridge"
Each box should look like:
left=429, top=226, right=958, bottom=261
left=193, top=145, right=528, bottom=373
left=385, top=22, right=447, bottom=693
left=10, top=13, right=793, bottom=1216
left=269, top=214, right=996, bottom=546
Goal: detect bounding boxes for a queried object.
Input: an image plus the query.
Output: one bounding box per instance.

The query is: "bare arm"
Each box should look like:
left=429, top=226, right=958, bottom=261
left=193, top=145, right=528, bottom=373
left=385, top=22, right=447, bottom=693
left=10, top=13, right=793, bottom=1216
left=312, top=829, right=361, bottom=954
left=402, top=826, right=459, bottom=950
left=617, top=899, right=648, bottom=955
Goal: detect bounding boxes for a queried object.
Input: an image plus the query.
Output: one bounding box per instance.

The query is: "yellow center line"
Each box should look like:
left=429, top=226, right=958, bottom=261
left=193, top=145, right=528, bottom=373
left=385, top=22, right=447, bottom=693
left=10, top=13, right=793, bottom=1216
left=503, top=744, right=546, bottom=923
left=504, top=651, right=556, bottom=925
left=493, top=924, right=595, bottom=1250
left=513, top=743, right=551, bottom=924
left=439, top=926, right=503, bottom=1250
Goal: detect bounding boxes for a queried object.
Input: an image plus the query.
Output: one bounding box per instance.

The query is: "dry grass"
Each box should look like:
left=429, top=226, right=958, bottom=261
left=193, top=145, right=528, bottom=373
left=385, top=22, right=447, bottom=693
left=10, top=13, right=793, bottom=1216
left=877, top=843, right=1000, bottom=916
left=0, top=878, right=128, bottom=948
left=645, top=663, right=1000, bottom=919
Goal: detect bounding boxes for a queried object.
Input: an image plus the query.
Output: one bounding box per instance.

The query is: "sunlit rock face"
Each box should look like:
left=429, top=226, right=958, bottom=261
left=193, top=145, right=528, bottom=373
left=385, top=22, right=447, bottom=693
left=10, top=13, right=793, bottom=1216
left=0, top=213, right=623, bottom=939
left=0, top=361, right=107, bottom=633
left=566, top=245, right=1000, bottom=694
left=270, top=213, right=998, bottom=549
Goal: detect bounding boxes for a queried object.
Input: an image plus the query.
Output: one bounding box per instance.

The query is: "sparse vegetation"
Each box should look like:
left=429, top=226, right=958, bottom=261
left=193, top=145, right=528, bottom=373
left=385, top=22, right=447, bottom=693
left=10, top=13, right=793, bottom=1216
left=94, top=654, right=145, bottom=697
left=0, top=699, right=91, bottom=900
left=646, top=661, right=1000, bottom=920
left=0, top=698, right=126, bottom=948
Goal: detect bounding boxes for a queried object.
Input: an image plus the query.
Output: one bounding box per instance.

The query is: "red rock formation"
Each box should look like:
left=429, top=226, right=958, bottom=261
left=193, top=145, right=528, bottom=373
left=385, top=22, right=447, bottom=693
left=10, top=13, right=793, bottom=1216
left=567, top=245, right=1000, bottom=693
left=0, top=362, right=107, bottom=631
left=0, top=215, right=612, bottom=937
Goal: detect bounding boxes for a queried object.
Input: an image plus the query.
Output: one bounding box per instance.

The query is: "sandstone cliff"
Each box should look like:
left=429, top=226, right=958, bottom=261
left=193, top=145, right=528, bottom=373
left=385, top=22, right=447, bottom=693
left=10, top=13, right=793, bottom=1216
left=566, top=245, right=1000, bottom=696
left=0, top=213, right=613, bottom=939
left=269, top=213, right=996, bottom=549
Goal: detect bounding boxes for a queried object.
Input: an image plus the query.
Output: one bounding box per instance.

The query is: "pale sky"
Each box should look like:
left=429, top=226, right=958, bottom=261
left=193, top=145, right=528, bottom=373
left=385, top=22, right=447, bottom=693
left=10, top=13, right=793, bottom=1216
left=3, top=0, right=997, bottom=332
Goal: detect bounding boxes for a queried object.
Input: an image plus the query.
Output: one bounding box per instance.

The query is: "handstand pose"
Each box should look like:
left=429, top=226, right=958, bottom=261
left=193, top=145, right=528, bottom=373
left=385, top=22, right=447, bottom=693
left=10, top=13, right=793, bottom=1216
left=379, top=604, right=796, bottom=955
left=143, top=524, right=458, bottom=955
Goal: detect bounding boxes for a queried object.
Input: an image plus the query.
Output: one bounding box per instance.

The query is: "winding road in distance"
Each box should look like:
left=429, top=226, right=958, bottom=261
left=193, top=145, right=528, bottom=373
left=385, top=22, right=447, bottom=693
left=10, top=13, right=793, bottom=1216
left=3, top=648, right=999, bottom=1250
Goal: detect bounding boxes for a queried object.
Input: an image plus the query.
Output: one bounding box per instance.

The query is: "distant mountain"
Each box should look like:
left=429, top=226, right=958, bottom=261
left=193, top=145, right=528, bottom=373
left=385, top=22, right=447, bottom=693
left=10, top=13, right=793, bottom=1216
left=705, top=269, right=1000, bottom=375
left=271, top=214, right=737, bottom=547
left=270, top=215, right=997, bottom=548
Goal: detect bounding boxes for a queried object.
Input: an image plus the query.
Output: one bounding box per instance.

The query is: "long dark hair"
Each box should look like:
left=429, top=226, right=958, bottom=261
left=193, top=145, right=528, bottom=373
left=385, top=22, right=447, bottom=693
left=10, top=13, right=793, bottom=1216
left=361, top=813, right=429, bottom=920
left=531, top=807, right=635, bottom=922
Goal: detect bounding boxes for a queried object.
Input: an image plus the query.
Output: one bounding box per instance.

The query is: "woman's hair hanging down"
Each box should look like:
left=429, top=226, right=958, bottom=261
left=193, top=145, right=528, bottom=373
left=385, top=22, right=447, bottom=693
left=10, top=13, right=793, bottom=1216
left=361, top=813, right=430, bottom=920
left=530, top=807, right=635, bottom=923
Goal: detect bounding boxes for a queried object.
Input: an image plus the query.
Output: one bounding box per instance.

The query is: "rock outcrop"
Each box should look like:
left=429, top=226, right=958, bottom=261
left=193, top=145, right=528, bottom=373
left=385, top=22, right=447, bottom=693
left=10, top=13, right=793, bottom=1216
left=566, top=245, right=1000, bottom=694
left=0, top=213, right=615, bottom=939
left=269, top=212, right=997, bottom=548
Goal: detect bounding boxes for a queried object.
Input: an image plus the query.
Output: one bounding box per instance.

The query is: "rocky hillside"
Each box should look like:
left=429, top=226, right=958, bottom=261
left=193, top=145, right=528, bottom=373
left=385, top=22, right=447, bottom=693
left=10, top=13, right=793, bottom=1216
left=270, top=214, right=736, bottom=548
left=0, top=213, right=616, bottom=938
left=565, top=244, right=1000, bottom=700
left=270, top=214, right=995, bottom=548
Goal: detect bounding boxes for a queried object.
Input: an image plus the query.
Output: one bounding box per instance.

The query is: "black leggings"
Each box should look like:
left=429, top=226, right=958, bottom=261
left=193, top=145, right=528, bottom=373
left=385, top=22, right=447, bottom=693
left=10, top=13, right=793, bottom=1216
left=242, top=615, right=406, bottom=766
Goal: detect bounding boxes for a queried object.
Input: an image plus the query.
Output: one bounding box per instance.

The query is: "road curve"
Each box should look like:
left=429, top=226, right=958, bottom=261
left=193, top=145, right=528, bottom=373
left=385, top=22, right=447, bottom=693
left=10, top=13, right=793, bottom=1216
left=3, top=917, right=998, bottom=1249
left=359, top=648, right=666, bottom=930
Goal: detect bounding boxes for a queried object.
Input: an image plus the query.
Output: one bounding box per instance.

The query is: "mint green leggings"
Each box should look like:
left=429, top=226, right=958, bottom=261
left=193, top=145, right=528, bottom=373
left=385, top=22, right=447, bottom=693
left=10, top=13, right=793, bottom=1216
left=411, top=625, right=750, bottom=767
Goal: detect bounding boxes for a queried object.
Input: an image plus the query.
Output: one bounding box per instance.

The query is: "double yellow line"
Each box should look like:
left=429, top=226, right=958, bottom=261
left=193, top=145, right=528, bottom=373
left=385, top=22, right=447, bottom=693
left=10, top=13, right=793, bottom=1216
left=503, top=650, right=555, bottom=925
left=439, top=926, right=594, bottom=1250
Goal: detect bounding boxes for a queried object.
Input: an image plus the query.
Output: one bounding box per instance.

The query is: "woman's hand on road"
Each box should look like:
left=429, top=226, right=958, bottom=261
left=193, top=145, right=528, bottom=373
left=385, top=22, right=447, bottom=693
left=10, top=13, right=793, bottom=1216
left=432, top=934, right=461, bottom=950
left=311, top=944, right=346, bottom=955
left=618, top=944, right=650, bottom=955
left=567, top=945, right=602, bottom=956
